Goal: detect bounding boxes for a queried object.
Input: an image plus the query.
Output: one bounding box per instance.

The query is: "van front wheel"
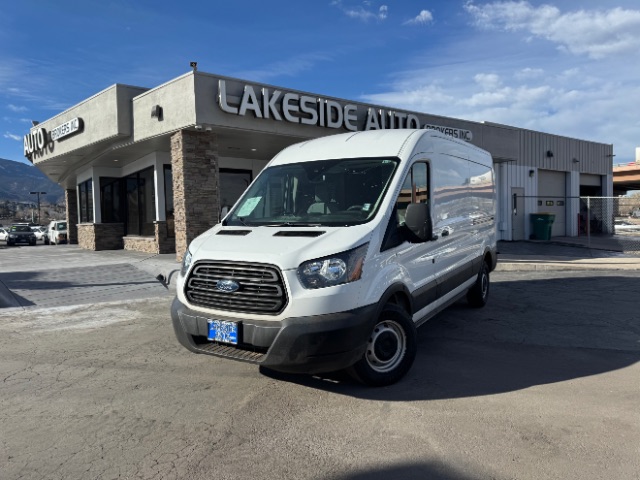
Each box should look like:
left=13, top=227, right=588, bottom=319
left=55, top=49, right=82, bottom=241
left=348, top=305, right=417, bottom=387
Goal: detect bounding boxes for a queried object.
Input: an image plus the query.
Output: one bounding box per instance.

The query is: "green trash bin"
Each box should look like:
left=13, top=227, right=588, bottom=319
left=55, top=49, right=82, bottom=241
left=530, top=213, right=555, bottom=240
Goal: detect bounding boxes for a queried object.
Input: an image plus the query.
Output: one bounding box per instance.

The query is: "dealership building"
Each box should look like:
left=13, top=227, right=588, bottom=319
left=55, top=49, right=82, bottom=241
left=24, top=69, right=614, bottom=260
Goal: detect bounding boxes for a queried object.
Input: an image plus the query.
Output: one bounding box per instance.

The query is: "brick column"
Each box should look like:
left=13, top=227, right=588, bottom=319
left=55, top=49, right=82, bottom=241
left=171, top=130, right=219, bottom=261
left=65, top=189, right=78, bottom=244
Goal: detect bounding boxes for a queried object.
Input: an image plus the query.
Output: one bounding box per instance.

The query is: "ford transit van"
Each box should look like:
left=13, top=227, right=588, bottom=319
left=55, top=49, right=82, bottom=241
left=171, top=129, right=497, bottom=386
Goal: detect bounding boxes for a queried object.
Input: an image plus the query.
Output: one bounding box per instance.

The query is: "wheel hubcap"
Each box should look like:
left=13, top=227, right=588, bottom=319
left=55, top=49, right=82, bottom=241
left=365, top=320, right=406, bottom=373
left=481, top=272, right=489, bottom=299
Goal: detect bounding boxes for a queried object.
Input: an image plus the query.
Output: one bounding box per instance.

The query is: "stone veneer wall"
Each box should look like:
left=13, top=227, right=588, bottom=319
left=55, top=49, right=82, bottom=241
left=77, top=223, right=125, bottom=250
left=65, top=189, right=78, bottom=244
left=155, top=220, right=176, bottom=254
left=171, top=130, right=219, bottom=261
left=123, top=236, right=158, bottom=254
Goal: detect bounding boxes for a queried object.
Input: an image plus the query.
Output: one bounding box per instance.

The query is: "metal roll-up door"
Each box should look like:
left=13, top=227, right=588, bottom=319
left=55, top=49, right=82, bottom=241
left=538, top=170, right=566, bottom=237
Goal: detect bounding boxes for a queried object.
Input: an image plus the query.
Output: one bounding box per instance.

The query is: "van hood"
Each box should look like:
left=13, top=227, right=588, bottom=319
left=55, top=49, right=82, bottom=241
left=189, top=224, right=374, bottom=270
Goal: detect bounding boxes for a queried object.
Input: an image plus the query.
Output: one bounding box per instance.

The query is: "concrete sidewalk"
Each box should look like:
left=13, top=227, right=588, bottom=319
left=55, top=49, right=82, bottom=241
left=496, top=236, right=640, bottom=271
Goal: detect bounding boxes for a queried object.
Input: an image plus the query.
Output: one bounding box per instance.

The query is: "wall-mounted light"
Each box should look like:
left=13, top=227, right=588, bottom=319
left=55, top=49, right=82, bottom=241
left=205, top=126, right=212, bottom=132
left=151, top=105, right=163, bottom=120
left=194, top=125, right=203, bottom=131
left=190, top=61, right=198, bottom=72
left=546, top=150, right=554, bottom=158
left=31, top=120, right=40, bottom=126
left=529, top=169, right=535, bottom=177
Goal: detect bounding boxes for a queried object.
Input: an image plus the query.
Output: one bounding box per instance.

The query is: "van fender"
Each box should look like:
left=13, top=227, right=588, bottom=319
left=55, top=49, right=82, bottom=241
left=362, top=260, right=412, bottom=309
left=370, top=282, right=415, bottom=319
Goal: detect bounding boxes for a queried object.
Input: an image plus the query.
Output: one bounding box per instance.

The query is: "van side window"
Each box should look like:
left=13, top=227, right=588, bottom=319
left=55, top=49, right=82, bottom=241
left=396, top=162, right=429, bottom=224
left=382, top=162, right=430, bottom=251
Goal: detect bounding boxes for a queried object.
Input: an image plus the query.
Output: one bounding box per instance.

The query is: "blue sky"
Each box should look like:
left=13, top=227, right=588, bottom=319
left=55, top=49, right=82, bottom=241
left=2, top=0, right=640, bottom=165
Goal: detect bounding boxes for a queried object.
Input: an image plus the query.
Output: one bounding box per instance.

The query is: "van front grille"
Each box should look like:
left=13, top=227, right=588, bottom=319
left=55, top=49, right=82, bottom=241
left=185, top=261, right=287, bottom=315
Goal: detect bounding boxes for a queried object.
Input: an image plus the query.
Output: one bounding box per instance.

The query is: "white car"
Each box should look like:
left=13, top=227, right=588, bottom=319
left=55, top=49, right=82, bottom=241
left=0, top=228, right=8, bottom=241
left=31, top=226, right=47, bottom=241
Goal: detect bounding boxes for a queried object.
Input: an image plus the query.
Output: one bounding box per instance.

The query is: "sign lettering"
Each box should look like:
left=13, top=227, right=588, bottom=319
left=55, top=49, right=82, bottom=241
left=217, top=80, right=472, bottom=141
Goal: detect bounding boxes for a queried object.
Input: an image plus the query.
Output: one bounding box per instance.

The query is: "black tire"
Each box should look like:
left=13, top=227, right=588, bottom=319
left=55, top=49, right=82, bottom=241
left=347, top=305, right=417, bottom=387
left=7, top=241, right=13, bottom=247
left=467, top=261, right=490, bottom=308
left=30, top=240, right=36, bottom=246
left=44, top=237, right=49, bottom=245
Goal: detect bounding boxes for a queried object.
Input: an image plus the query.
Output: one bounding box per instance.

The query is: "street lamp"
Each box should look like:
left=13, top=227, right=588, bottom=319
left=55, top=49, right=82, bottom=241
left=29, top=191, right=46, bottom=225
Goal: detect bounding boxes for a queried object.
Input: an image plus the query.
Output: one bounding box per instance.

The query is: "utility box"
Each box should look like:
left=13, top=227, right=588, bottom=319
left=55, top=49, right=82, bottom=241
left=530, top=213, right=555, bottom=240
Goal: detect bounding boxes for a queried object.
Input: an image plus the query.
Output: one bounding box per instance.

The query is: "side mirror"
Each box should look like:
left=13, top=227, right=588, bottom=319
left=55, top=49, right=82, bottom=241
left=404, top=203, right=432, bottom=242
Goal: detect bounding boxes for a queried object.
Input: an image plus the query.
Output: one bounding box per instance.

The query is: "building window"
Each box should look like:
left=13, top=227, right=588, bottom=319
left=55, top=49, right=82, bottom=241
left=126, top=166, right=155, bottom=236
left=220, top=168, right=253, bottom=217
left=101, top=177, right=123, bottom=223
left=78, top=179, right=94, bottom=223
left=99, top=167, right=156, bottom=235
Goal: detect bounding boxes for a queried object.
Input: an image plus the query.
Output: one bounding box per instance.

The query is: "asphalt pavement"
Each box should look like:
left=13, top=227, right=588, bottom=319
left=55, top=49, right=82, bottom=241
left=1, top=236, right=640, bottom=309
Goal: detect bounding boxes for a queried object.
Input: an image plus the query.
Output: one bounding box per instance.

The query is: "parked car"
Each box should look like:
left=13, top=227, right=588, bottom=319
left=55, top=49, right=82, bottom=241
left=45, top=220, right=68, bottom=245
left=31, top=226, right=48, bottom=241
left=0, top=227, right=8, bottom=242
left=6, top=225, right=37, bottom=246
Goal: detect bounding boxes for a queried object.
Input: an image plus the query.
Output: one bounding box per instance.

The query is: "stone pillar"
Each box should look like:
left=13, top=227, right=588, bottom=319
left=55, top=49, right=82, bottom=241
left=65, top=189, right=78, bottom=244
left=171, top=130, right=219, bottom=261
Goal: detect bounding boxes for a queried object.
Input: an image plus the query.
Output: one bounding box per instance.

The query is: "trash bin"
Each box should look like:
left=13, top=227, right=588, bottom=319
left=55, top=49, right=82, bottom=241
left=530, top=213, right=555, bottom=240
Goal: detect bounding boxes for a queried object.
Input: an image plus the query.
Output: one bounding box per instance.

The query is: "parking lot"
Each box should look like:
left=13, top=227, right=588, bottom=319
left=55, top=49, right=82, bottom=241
left=0, top=246, right=639, bottom=479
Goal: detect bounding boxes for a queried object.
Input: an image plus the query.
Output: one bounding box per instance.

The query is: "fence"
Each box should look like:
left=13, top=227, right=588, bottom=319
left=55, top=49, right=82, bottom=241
left=581, top=196, right=640, bottom=254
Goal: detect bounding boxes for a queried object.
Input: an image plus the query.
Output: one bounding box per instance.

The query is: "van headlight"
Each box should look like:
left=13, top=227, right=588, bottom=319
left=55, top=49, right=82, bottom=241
left=181, top=248, right=193, bottom=277
left=298, top=244, right=368, bottom=289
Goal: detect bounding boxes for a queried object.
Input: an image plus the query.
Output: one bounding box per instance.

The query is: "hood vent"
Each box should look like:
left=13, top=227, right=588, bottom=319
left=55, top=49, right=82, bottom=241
left=273, top=231, right=325, bottom=237
left=217, top=230, right=251, bottom=236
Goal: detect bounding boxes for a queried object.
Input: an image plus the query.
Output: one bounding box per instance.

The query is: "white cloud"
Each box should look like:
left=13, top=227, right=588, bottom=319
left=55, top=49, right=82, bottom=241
left=464, top=1, right=640, bottom=59
left=8, top=104, right=27, bottom=112
left=4, top=132, right=22, bottom=141
left=404, top=10, right=434, bottom=26
left=514, top=67, right=544, bottom=80
left=474, top=73, right=502, bottom=90
left=334, top=1, right=388, bottom=22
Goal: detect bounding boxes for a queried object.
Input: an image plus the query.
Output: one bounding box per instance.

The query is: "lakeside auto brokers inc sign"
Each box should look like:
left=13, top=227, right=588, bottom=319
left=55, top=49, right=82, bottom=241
left=23, top=117, right=84, bottom=159
left=217, top=80, right=473, bottom=141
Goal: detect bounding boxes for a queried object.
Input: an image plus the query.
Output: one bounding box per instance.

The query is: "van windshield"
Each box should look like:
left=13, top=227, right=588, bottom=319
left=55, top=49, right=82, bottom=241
left=225, top=157, right=399, bottom=227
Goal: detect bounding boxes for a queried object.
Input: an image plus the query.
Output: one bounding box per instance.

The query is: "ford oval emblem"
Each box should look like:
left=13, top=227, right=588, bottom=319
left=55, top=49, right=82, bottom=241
left=216, top=279, right=239, bottom=293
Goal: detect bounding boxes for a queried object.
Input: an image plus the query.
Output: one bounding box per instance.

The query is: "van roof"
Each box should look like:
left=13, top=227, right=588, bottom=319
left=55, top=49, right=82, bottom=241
left=270, top=129, right=488, bottom=165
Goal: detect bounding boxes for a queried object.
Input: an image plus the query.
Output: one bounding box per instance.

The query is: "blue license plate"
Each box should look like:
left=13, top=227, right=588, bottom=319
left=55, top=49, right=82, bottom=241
left=207, top=320, right=238, bottom=345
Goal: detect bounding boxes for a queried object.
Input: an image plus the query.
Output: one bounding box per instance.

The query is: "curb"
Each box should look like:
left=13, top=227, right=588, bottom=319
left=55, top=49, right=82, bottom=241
left=496, top=261, right=640, bottom=272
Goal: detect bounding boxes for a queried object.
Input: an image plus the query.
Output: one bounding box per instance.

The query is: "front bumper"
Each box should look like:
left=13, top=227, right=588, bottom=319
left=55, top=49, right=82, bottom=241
left=7, top=236, right=35, bottom=244
left=171, top=297, right=376, bottom=374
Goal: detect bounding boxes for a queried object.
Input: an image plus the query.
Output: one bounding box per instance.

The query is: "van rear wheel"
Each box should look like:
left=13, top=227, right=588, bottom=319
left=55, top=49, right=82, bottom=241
left=467, top=261, right=490, bottom=308
left=347, top=305, right=417, bottom=387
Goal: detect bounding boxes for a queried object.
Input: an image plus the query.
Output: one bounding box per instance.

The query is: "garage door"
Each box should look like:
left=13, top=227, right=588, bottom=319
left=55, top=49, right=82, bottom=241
left=538, top=170, right=566, bottom=237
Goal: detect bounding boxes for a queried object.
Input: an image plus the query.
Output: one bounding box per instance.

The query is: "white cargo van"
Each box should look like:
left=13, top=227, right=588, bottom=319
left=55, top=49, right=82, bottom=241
left=45, top=220, right=68, bottom=245
left=172, top=129, right=497, bottom=386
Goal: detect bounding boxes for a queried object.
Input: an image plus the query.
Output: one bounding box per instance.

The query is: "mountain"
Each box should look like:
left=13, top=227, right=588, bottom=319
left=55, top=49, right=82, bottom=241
left=0, top=158, right=64, bottom=204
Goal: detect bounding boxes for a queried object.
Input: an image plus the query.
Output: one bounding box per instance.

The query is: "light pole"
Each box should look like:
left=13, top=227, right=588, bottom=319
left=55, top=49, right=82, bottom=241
left=29, top=191, right=46, bottom=225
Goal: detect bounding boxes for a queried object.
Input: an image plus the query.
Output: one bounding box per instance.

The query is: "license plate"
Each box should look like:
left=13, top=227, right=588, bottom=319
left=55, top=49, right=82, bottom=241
left=207, top=320, right=239, bottom=345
